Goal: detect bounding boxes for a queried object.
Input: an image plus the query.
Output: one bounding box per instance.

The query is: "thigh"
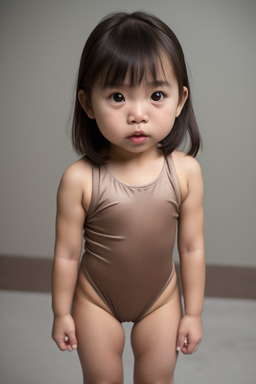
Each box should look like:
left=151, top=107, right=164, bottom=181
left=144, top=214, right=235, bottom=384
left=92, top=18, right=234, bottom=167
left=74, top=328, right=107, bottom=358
left=131, top=283, right=182, bottom=384
left=72, top=284, right=125, bottom=384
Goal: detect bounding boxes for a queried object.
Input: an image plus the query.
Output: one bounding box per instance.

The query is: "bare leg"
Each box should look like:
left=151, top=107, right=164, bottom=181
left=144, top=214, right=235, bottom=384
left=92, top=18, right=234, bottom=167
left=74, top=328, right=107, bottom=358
left=72, top=283, right=125, bottom=384
left=131, top=277, right=182, bottom=384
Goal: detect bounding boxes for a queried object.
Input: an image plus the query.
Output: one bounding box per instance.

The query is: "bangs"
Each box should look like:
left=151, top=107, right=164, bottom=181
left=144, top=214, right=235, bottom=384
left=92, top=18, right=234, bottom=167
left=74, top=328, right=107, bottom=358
left=73, top=12, right=201, bottom=163
left=95, top=22, right=167, bottom=88
left=99, top=48, right=164, bottom=88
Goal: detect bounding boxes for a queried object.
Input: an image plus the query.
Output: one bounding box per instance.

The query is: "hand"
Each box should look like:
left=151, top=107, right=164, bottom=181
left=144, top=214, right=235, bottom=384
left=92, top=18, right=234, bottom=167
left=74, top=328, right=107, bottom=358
left=52, top=314, right=78, bottom=352
left=176, top=314, right=203, bottom=354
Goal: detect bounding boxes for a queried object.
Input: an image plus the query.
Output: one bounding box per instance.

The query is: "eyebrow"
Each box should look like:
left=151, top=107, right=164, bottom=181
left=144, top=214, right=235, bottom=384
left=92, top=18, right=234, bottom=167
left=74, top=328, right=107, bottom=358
left=102, top=79, right=172, bottom=89
left=148, top=80, right=172, bottom=88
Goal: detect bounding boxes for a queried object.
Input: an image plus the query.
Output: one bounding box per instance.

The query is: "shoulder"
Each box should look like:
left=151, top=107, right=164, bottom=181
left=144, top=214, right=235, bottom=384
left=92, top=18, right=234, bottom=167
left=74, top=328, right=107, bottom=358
left=60, top=157, right=92, bottom=187
left=172, top=150, right=201, bottom=173
left=58, top=157, right=93, bottom=212
left=171, top=150, right=203, bottom=202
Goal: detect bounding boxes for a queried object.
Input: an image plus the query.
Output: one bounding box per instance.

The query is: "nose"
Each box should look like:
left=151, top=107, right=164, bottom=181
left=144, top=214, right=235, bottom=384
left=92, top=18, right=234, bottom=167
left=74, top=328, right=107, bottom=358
left=127, top=101, right=148, bottom=124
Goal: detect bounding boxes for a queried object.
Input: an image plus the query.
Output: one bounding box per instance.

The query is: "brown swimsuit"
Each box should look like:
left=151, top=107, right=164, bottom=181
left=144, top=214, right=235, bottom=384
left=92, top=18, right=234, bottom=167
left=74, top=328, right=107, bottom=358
left=81, top=154, right=181, bottom=323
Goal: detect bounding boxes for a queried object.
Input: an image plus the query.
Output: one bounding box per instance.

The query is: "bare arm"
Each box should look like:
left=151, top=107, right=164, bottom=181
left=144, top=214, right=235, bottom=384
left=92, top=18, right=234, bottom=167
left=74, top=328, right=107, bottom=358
left=51, top=161, right=89, bottom=351
left=176, top=156, right=205, bottom=354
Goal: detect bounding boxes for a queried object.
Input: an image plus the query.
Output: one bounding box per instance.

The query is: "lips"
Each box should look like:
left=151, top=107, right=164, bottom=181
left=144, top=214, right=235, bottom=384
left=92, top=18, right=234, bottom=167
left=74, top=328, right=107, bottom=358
left=128, top=130, right=148, bottom=138
left=127, top=131, right=148, bottom=144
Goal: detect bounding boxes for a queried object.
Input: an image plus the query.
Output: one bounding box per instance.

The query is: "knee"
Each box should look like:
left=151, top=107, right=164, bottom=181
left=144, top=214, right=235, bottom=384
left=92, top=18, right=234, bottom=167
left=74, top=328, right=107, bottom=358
left=134, top=377, right=173, bottom=384
left=84, top=379, right=122, bottom=384
left=134, top=356, right=175, bottom=384
left=82, top=369, right=123, bottom=384
left=134, top=373, right=174, bottom=384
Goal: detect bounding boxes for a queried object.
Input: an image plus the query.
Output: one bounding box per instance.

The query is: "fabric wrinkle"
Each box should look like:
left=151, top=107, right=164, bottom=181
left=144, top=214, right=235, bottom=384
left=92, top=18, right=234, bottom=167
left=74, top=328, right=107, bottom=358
left=81, top=154, right=181, bottom=323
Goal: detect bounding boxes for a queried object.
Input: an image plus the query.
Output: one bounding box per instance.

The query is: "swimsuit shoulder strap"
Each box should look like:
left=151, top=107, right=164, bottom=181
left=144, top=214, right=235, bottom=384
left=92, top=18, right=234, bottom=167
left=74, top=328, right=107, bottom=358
left=165, top=153, right=182, bottom=207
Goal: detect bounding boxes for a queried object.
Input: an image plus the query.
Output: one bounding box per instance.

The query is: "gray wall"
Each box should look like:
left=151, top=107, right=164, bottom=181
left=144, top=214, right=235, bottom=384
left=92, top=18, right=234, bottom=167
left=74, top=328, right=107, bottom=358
left=1, top=0, right=255, bottom=267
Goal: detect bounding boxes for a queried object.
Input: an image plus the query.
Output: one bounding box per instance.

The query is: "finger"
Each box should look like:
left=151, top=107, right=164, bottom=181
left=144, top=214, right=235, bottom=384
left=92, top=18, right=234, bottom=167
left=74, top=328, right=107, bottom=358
left=66, top=331, right=78, bottom=351
left=181, top=340, right=198, bottom=355
left=181, top=344, right=193, bottom=354
left=56, top=337, right=69, bottom=351
left=176, top=333, right=187, bottom=352
left=52, top=333, right=68, bottom=351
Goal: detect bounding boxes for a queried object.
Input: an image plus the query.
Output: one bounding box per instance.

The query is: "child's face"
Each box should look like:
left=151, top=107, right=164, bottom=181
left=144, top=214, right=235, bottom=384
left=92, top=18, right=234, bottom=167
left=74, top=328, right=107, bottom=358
left=79, top=54, right=188, bottom=159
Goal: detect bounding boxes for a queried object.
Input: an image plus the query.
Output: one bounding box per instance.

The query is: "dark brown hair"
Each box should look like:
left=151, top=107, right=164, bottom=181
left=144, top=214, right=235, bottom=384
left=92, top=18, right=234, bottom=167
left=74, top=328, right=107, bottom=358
left=72, top=12, right=201, bottom=163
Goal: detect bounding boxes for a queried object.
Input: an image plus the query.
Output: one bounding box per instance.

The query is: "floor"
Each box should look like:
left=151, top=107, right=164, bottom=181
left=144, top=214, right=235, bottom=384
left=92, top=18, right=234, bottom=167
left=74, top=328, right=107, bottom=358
left=1, top=291, right=255, bottom=384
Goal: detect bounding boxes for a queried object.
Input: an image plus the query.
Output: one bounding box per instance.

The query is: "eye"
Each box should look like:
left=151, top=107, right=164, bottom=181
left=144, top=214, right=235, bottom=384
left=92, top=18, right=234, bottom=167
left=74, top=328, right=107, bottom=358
left=151, top=91, right=164, bottom=102
left=111, top=93, right=125, bottom=103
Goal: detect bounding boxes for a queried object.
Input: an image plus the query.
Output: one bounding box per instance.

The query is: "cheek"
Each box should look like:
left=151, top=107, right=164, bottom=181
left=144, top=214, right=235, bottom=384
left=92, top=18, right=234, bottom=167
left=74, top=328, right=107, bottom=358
left=157, top=111, right=176, bottom=135
left=93, top=109, right=110, bottom=131
left=93, top=107, right=124, bottom=141
left=95, top=118, right=120, bottom=143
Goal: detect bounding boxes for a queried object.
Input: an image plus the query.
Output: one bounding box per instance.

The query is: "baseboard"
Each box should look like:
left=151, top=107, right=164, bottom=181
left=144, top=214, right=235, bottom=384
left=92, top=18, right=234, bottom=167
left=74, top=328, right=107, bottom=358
left=176, top=264, right=256, bottom=300
left=0, top=256, right=52, bottom=293
left=0, top=255, right=255, bottom=299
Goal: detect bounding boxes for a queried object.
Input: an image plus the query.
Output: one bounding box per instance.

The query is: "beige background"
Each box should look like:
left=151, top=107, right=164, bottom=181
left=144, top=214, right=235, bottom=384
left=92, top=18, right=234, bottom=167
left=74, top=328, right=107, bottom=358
left=0, top=0, right=255, bottom=267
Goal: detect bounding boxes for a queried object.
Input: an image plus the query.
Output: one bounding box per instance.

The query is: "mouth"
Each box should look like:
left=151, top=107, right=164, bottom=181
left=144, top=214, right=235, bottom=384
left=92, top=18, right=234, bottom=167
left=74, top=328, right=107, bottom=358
left=127, top=131, right=148, bottom=144
left=128, top=130, right=148, bottom=138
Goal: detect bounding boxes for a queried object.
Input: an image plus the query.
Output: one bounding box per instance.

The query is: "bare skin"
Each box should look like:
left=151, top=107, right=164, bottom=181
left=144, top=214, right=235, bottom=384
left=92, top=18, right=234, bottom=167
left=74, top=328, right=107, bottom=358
left=52, top=57, right=205, bottom=383
left=72, top=255, right=182, bottom=383
left=52, top=151, right=205, bottom=383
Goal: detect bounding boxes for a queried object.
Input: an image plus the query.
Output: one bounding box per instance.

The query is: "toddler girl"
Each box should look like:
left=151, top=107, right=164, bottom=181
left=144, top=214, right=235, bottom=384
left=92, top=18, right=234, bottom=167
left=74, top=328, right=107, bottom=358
left=52, top=11, right=205, bottom=384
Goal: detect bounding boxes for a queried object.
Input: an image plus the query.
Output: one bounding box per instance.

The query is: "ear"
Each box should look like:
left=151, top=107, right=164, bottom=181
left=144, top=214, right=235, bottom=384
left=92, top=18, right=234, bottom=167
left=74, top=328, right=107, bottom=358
left=78, top=90, right=95, bottom=119
left=176, top=86, right=188, bottom=117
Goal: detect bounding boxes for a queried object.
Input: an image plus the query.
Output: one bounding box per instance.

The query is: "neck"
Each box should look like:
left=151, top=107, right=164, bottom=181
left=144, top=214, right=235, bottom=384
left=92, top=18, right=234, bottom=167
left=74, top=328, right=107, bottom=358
left=107, top=145, right=162, bottom=165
